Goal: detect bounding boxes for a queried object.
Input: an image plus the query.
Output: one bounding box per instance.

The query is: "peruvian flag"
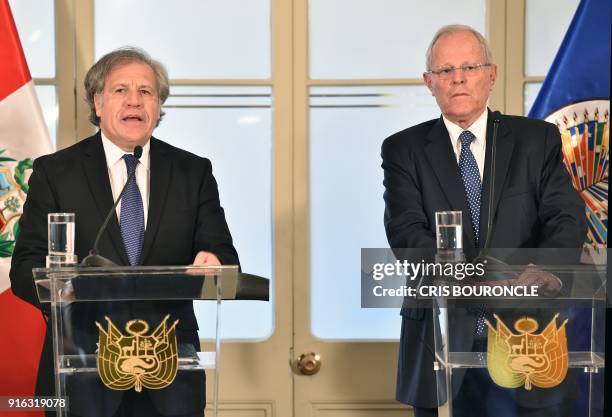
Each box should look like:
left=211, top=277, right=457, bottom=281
left=0, top=0, right=54, bottom=413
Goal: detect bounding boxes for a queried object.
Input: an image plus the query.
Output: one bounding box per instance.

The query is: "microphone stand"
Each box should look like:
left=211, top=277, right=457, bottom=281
left=474, top=115, right=506, bottom=267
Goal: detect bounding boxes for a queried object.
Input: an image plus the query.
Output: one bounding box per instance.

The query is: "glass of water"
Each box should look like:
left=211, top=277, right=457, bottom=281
left=435, top=211, right=464, bottom=262
left=436, top=211, right=462, bottom=250
left=47, top=213, right=77, bottom=267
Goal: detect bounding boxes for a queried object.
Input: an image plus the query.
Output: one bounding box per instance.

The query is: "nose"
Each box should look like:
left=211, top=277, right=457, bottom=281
left=450, top=68, right=466, bottom=84
left=126, top=89, right=142, bottom=107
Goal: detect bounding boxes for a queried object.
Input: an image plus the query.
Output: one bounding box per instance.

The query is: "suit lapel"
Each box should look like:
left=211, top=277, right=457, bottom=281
left=424, top=117, right=476, bottom=248
left=140, top=138, right=172, bottom=265
left=479, top=112, right=514, bottom=246
left=81, top=132, right=130, bottom=265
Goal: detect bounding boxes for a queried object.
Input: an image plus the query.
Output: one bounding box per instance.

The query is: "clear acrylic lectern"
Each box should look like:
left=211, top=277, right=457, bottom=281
left=430, top=259, right=606, bottom=417
left=33, top=265, right=239, bottom=417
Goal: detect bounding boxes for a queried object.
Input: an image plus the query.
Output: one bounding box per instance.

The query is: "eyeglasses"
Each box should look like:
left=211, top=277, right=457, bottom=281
left=426, top=63, right=492, bottom=79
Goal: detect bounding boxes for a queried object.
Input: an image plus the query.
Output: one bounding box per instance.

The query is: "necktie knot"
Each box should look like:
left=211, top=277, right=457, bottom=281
left=459, top=130, right=476, bottom=148
left=123, top=154, right=138, bottom=172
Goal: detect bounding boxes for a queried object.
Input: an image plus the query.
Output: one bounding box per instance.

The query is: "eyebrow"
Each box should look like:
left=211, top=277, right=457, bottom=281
left=435, top=61, right=481, bottom=68
left=109, top=82, right=156, bottom=90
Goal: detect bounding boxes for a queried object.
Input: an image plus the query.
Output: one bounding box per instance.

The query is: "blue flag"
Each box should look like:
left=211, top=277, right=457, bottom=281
left=529, top=0, right=610, bottom=247
left=529, top=0, right=610, bottom=118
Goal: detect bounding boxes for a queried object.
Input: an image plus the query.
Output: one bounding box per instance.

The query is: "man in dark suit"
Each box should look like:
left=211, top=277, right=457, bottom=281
left=381, top=25, right=585, bottom=417
left=10, top=47, right=239, bottom=417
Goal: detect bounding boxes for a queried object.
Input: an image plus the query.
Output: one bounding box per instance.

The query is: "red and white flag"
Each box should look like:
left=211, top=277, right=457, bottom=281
left=0, top=0, right=54, bottom=412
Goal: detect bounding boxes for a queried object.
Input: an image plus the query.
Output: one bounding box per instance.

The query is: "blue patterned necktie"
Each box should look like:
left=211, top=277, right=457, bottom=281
left=458, top=131, right=488, bottom=351
left=458, top=130, right=481, bottom=245
left=120, top=154, right=144, bottom=266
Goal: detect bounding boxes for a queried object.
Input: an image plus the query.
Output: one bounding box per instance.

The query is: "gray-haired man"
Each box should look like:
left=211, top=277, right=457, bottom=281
left=382, top=25, right=585, bottom=417
left=11, top=47, right=239, bottom=417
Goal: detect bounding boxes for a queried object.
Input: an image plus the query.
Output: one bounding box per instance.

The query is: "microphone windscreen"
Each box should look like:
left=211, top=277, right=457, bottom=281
left=134, top=145, right=143, bottom=159
left=493, top=111, right=502, bottom=123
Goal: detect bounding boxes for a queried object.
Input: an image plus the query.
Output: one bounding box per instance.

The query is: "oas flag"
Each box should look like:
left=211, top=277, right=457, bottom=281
left=529, top=0, right=610, bottom=247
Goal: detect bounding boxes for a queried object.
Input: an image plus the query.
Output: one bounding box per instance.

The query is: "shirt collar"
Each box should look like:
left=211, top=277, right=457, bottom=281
left=442, top=108, right=488, bottom=147
left=100, top=132, right=150, bottom=170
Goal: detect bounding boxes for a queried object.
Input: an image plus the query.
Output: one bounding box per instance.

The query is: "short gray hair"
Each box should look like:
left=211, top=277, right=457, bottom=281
left=425, top=25, right=493, bottom=71
left=84, top=47, right=170, bottom=126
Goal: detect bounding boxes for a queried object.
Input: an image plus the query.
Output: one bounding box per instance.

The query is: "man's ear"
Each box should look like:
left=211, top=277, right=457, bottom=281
left=489, top=64, right=498, bottom=90
left=423, top=73, right=434, bottom=95
left=94, top=94, right=103, bottom=117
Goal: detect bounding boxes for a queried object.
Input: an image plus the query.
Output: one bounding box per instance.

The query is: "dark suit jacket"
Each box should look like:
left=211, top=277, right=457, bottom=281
left=381, top=110, right=586, bottom=409
left=10, top=132, right=239, bottom=417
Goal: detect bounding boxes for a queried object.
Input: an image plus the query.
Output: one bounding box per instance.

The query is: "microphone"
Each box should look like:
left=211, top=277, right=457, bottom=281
left=81, top=145, right=143, bottom=267
left=483, top=114, right=500, bottom=251
left=475, top=113, right=502, bottom=264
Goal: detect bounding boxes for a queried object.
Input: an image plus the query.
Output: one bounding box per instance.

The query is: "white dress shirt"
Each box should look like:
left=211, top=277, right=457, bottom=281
left=443, top=109, right=488, bottom=181
left=101, top=133, right=150, bottom=227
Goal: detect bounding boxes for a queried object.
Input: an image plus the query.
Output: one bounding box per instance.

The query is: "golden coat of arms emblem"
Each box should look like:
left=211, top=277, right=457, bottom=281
left=96, top=315, right=179, bottom=392
left=485, top=314, right=569, bottom=390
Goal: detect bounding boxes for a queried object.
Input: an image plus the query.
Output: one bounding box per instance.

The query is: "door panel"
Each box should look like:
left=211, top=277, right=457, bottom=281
left=293, top=1, right=486, bottom=416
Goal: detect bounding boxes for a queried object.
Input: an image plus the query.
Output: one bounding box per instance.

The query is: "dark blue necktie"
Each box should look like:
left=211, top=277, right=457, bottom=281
left=458, top=131, right=488, bottom=350
left=120, top=154, right=144, bottom=266
left=458, top=130, right=481, bottom=245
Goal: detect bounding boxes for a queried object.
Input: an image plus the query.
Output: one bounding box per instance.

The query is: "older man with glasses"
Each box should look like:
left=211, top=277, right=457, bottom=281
left=381, top=25, right=585, bottom=417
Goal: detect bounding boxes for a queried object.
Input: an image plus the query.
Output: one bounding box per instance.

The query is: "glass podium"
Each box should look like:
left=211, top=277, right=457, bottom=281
left=33, top=265, right=240, bottom=417
left=430, top=260, right=606, bottom=417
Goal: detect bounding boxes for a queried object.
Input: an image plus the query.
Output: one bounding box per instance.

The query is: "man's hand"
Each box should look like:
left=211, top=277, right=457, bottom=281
left=474, top=265, right=562, bottom=297
left=192, top=251, right=221, bottom=266
left=514, top=264, right=562, bottom=296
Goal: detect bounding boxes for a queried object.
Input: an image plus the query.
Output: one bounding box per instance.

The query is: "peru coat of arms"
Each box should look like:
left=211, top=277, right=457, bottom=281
left=0, top=151, right=33, bottom=258
left=485, top=314, right=569, bottom=390
left=96, top=315, right=180, bottom=392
